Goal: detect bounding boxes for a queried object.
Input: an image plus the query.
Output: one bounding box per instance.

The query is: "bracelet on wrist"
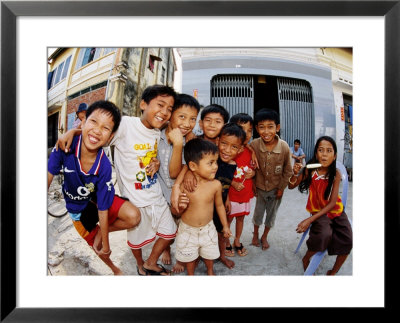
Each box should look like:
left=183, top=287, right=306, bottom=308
left=289, top=175, right=297, bottom=185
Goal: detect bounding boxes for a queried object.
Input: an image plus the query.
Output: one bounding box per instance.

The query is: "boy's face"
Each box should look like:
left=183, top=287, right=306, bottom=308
left=239, top=121, right=253, bottom=145
left=168, top=105, right=198, bottom=137
left=255, top=120, right=280, bottom=145
left=199, top=112, right=225, bottom=139
left=189, top=152, right=219, bottom=181
left=294, top=143, right=300, bottom=150
left=140, top=95, right=174, bottom=129
left=77, top=111, right=86, bottom=121
left=218, top=134, right=243, bottom=163
left=81, top=109, right=115, bottom=152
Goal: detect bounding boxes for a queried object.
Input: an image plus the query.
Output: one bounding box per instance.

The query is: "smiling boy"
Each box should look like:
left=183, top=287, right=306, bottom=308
left=198, top=104, right=230, bottom=145
left=110, top=85, right=178, bottom=275
left=48, top=100, right=140, bottom=275
left=57, top=85, right=179, bottom=276
left=157, top=93, right=200, bottom=272
left=249, top=108, right=292, bottom=250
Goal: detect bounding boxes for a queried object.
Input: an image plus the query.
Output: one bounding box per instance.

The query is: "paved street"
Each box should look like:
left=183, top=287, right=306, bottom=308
left=48, top=175, right=352, bottom=276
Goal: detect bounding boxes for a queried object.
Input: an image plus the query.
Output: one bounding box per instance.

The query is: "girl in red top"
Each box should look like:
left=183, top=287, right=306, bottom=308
left=288, top=136, right=352, bottom=275
left=225, top=113, right=256, bottom=257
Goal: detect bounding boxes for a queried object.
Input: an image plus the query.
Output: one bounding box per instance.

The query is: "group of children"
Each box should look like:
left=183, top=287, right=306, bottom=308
left=48, top=84, right=353, bottom=276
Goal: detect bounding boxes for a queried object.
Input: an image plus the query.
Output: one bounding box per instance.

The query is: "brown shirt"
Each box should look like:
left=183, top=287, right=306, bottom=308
left=250, top=135, right=293, bottom=192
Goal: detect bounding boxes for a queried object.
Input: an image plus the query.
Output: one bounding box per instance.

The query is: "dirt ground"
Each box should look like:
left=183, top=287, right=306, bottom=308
left=47, top=172, right=353, bottom=276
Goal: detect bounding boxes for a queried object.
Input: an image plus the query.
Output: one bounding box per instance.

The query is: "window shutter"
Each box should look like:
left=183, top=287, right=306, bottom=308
left=47, top=71, right=54, bottom=89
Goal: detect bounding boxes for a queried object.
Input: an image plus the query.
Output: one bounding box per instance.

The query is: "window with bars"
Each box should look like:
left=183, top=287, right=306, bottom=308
left=74, top=48, right=116, bottom=71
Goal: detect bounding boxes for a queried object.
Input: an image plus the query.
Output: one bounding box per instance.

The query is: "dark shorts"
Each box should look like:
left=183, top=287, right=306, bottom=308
left=213, top=212, right=223, bottom=233
left=72, top=195, right=128, bottom=246
left=306, top=211, right=353, bottom=255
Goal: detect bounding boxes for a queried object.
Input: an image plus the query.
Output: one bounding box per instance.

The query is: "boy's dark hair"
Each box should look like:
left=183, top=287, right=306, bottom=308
left=86, top=100, right=121, bottom=133
left=184, top=138, right=218, bottom=165
left=299, top=136, right=337, bottom=200
left=230, top=113, right=254, bottom=126
left=174, top=93, right=200, bottom=113
left=141, top=84, right=177, bottom=104
left=200, top=104, right=230, bottom=123
left=254, top=108, right=280, bottom=126
left=294, top=139, right=301, bottom=145
left=219, top=122, right=246, bottom=145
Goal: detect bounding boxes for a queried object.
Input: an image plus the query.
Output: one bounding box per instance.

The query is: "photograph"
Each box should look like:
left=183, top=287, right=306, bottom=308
left=47, top=47, right=354, bottom=277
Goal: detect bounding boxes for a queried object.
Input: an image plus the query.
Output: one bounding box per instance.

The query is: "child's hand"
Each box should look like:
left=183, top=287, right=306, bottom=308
left=185, top=131, right=197, bottom=142
left=146, top=158, right=160, bottom=178
left=275, top=189, right=283, bottom=199
left=177, top=192, right=189, bottom=214
left=222, top=226, right=232, bottom=238
left=293, top=162, right=302, bottom=176
left=183, top=171, right=197, bottom=192
left=94, top=244, right=112, bottom=258
left=231, top=181, right=244, bottom=192
left=244, top=168, right=255, bottom=179
left=56, top=132, right=74, bottom=153
left=168, top=128, right=184, bottom=146
left=296, top=218, right=312, bottom=233
left=250, top=151, right=259, bottom=169
left=225, top=200, right=231, bottom=215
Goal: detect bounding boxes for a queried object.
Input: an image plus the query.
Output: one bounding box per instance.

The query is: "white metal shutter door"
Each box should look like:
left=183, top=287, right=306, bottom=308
left=277, top=77, right=315, bottom=162
left=211, top=75, right=254, bottom=118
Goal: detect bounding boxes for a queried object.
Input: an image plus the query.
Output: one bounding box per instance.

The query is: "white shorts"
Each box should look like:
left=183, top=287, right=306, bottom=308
left=127, top=196, right=177, bottom=249
left=175, top=220, right=220, bottom=263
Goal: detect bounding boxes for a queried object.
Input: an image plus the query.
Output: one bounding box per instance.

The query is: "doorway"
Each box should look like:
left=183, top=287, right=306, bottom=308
left=48, top=112, right=59, bottom=149
left=210, top=74, right=314, bottom=159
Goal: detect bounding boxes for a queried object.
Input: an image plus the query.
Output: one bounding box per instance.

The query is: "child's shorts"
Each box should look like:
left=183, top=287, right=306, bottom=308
left=127, top=196, right=177, bottom=249
left=175, top=220, right=220, bottom=263
left=252, top=188, right=282, bottom=228
left=229, top=201, right=251, bottom=218
left=70, top=195, right=127, bottom=246
left=307, top=211, right=353, bottom=255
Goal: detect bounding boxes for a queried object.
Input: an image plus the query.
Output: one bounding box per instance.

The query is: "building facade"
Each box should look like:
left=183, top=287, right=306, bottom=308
left=47, top=47, right=176, bottom=148
left=175, top=48, right=352, bottom=169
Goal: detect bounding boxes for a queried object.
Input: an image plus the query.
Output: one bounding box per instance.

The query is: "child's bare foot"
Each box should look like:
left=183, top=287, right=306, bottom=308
left=113, top=267, right=124, bottom=275
left=219, top=256, right=235, bottom=269
left=172, top=262, right=185, bottom=274
left=261, top=238, right=269, bottom=250
left=302, top=256, right=310, bottom=271
left=161, top=250, right=171, bottom=265
left=251, top=235, right=260, bottom=247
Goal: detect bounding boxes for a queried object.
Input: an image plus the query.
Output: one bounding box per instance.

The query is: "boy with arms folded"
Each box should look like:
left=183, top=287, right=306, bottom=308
left=48, top=100, right=140, bottom=275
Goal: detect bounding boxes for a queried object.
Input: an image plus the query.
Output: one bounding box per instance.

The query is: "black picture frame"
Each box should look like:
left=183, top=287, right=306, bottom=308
left=1, top=0, right=398, bottom=321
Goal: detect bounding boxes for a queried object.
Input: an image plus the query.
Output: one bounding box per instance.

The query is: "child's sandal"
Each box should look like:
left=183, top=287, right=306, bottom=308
left=234, top=243, right=248, bottom=257
left=225, top=245, right=235, bottom=257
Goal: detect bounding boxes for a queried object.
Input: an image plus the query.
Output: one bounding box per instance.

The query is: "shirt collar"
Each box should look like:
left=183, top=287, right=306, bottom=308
left=259, top=134, right=282, bottom=153
left=75, top=134, right=104, bottom=176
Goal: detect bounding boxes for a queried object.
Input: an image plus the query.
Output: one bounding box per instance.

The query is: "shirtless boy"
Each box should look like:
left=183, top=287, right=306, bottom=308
left=175, top=138, right=232, bottom=275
